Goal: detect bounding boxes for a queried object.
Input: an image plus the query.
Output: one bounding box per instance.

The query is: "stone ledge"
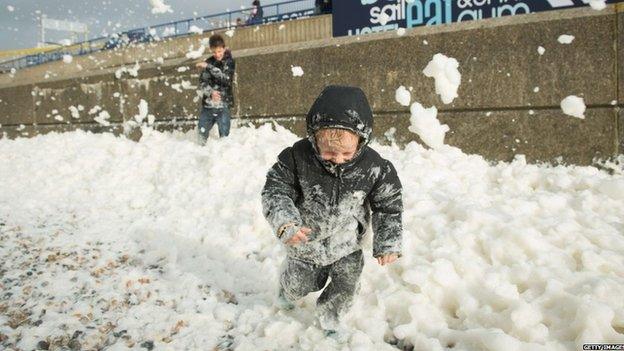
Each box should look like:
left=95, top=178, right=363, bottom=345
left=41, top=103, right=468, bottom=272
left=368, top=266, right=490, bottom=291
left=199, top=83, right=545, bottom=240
left=261, top=107, right=618, bottom=166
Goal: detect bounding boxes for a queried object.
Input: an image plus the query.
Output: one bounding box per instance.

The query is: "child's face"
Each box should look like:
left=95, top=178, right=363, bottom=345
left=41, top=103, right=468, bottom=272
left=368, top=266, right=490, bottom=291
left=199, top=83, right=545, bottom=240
left=211, top=46, right=225, bottom=61
left=316, top=129, right=360, bottom=165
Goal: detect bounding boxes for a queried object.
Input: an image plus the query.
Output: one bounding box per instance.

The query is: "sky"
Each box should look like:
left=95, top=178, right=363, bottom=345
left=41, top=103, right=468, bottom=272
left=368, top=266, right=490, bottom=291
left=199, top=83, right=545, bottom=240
left=0, top=0, right=288, bottom=50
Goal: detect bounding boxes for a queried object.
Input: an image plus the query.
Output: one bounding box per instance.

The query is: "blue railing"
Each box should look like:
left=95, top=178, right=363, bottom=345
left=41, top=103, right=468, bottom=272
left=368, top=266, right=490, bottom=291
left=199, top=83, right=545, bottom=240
left=0, top=0, right=317, bottom=73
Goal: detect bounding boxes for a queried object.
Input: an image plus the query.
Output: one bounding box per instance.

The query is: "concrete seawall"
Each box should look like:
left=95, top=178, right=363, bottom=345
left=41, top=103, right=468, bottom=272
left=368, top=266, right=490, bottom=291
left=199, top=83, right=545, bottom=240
left=0, top=7, right=623, bottom=165
left=236, top=5, right=623, bottom=165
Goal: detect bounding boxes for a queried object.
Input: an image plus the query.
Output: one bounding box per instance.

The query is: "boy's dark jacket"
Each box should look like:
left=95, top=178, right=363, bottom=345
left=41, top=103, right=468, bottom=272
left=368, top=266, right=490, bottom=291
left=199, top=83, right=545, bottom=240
left=261, top=85, right=403, bottom=266
left=199, top=50, right=235, bottom=108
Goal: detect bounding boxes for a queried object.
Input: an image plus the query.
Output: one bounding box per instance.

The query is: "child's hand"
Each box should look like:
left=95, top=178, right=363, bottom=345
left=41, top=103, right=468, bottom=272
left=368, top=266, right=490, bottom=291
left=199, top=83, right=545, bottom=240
left=376, top=254, right=398, bottom=266
left=196, top=62, right=208, bottom=69
left=211, top=91, right=222, bottom=101
left=285, top=227, right=312, bottom=246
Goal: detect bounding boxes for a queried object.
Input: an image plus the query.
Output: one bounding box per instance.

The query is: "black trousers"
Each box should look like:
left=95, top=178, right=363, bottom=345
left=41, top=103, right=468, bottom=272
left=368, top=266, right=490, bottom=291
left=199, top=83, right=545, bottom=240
left=280, top=250, right=364, bottom=329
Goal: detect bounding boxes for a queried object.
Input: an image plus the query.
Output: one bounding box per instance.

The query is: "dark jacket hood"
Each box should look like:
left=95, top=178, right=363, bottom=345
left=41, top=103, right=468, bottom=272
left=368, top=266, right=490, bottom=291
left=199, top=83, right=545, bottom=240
left=306, top=85, right=373, bottom=178
left=305, top=86, right=374, bottom=177
left=306, top=85, right=373, bottom=144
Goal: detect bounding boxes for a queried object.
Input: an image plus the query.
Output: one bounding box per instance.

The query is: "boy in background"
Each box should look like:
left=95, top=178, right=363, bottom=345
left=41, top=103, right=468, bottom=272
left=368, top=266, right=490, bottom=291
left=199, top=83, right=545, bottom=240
left=195, top=34, right=235, bottom=144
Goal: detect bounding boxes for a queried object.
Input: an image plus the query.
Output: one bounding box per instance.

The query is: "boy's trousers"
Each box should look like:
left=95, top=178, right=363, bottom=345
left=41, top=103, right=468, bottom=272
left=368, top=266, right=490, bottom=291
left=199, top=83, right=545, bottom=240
left=198, top=106, right=231, bottom=144
left=280, top=250, right=364, bottom=330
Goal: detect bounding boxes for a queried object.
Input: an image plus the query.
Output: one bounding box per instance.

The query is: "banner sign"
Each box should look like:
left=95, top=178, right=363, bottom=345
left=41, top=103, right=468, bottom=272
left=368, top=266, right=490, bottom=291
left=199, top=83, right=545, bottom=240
left=333, top=0, right=624, bottom=37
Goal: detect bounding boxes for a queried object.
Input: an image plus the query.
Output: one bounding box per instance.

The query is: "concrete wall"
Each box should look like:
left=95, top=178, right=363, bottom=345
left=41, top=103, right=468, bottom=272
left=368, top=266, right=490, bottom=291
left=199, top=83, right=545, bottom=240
left=619, top=5, right=624, bottom=104
left=0, top=62, right=201, bottom=139
left=0, top=7, right=622, bottom=166
left=235, top=5, right=623, bottom=165
left=617, top=5, right=623, bottom=158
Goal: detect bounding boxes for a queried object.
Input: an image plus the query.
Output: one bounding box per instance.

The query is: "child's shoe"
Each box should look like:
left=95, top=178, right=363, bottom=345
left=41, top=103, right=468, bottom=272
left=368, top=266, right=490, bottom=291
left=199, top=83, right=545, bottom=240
left=276, top=288, right=295, bottom=311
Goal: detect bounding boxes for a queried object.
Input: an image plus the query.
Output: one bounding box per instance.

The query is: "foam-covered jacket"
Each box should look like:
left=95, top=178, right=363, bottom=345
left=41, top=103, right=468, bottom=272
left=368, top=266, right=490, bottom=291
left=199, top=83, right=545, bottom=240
left=261, top=85, right=403, bottom=266
left=199, top=51, right=235, bottom=109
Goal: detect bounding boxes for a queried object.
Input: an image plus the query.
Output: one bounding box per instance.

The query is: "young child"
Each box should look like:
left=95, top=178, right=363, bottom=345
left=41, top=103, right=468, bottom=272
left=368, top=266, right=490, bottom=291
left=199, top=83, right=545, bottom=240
left=261, top=85, right=403, bottom=340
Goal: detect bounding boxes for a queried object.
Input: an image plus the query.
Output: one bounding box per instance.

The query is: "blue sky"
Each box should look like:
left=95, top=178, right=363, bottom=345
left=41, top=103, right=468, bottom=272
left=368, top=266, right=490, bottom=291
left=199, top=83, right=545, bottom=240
left=0, top=0, right=291, bottom=50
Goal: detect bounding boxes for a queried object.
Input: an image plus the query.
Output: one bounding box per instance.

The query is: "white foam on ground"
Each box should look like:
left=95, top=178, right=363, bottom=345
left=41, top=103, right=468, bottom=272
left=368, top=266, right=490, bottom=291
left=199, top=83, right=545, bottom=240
left=69, top=106, right=80, bottom=119
left=558, top=35, right=575, bottom=44
left=149, top=0, right=172, bottom=14
left=189, top=26, right=203, bottom=35
left=589, top=0, right=607, bottom=10
left=134, top=99, right=149, bottom=124
left=408, top=102, right=449, bottom=149
left=291, top=66, right=304, bottom=77
left=0, top=125, right=623, bottom=350
left=423, top=54, right=462, bottom=104
left=395, top=86, right=411, bottom=106
left=93, top=110, right=111, bottom=126
left=561, top=95, right=586, bottom=119
left=185, top=45, right=206, bottom=60
left=162, top=26, right=176, bottom=36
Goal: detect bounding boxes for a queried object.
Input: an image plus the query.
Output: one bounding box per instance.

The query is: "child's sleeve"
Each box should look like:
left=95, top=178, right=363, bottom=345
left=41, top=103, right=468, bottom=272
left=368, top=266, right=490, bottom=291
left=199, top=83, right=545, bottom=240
left=369, top=160, right=403, bottom=258
left=261, top=147, right=302, bottom=241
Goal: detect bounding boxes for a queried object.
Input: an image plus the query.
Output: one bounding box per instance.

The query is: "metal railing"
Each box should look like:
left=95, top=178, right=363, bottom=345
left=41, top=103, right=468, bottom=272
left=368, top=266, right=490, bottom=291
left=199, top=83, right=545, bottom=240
left=0, top=0, right=317, bottom=73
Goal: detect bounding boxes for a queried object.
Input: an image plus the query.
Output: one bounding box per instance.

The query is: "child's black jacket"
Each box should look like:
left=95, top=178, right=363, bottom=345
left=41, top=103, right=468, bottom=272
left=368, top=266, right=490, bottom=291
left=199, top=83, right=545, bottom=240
left=261, top=86, right=403, bottom=266
left=199, top=51, right=235, bottom=108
